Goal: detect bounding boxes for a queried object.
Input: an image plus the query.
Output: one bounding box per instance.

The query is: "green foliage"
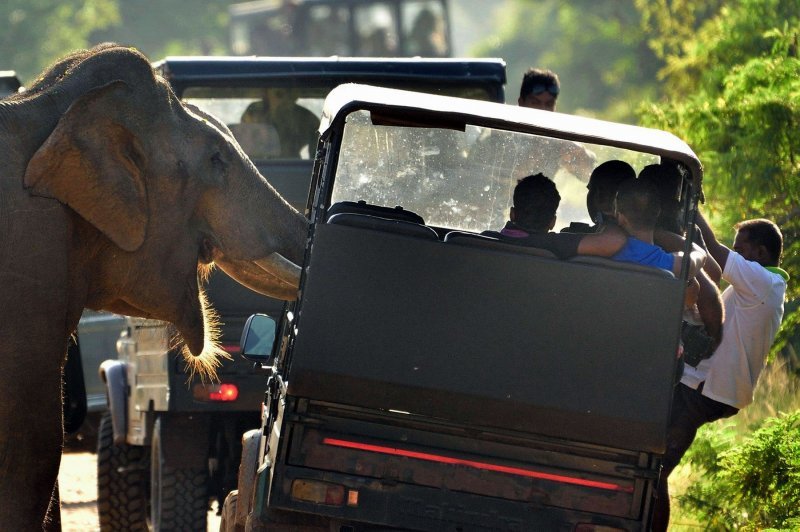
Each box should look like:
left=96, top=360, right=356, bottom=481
left=0, top=0, right=236, bottom=85
left=90, top=1, right=234, bottom=61
left=470, top=0, right=662, bottom=122
left=0, top=0, right=120, bottom=81
left=679, top=411, right=800, bottom=530
left=634, top=0, right=724, bottom=64
left=637, top=0, right=800, bottom=356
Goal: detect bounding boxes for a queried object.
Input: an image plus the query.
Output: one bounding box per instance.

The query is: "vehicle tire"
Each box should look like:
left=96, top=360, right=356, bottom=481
left=97, top=411, right=148, bottom=531
left=219, top=490, right=239, bottom=532
left=234, top=429, right=262, bottom=528
left=150, top=416, right=209, bottom=531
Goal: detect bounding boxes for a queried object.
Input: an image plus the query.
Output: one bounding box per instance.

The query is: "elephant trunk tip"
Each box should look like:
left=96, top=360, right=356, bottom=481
left=170, top=289, right=231, bottom=382
left=179, top=343, right=231, bottom=383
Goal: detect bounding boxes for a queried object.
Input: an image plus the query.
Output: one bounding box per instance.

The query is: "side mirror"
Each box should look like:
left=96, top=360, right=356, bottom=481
left=239, top=313, right=277, bottom=361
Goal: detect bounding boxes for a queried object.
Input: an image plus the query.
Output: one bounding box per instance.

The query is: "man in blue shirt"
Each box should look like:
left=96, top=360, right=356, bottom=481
left=612, top=179, right=706, bottom=277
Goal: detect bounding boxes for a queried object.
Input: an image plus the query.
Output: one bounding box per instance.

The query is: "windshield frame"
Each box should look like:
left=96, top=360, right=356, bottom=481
left=313, top=85, right=702, bottom=236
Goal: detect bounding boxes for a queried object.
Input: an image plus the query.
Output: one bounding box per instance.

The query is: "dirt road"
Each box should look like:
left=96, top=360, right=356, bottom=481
left=59, top=450, right=221, bottom=531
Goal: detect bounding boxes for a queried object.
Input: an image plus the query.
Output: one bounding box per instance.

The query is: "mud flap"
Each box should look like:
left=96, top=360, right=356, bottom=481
left=99, top=359, right=128, bottom=444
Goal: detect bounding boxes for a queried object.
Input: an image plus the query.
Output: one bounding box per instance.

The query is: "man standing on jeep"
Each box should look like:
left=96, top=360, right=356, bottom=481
left=518, top=67, right=561, bottom=112
left=653, top=212, right=788, bottom=530
left=515, top=68, right=596, bottom=182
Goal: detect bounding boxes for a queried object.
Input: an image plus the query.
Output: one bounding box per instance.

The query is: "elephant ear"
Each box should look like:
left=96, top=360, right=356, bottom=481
left=23, top=80, right=149, bottom=252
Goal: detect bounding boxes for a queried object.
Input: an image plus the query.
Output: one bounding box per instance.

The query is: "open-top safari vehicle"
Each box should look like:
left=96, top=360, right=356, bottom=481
left=224, top=83, right=703, bottom=531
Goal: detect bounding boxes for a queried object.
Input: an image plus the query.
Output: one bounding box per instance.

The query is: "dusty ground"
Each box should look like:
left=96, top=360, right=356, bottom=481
left=59, top=449, right=221, bottom=531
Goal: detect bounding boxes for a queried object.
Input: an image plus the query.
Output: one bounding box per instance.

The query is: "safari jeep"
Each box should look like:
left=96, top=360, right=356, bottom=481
left=224, top=83, right=704, bottom=531
left=97, top=57, right=506, bottom=531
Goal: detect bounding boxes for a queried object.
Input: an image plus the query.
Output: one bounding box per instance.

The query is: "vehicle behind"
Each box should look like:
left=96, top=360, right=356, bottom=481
left=229, top=0, right=452, bottom=58
left=226, top=84, right=703, bottom=531
left=97, top=58, right=505, bottom=531
left=0, top=70, right=20, bottom=96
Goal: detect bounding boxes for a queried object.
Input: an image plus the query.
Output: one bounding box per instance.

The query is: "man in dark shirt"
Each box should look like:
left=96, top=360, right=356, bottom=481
left=484, top=173, right=626, bottom=259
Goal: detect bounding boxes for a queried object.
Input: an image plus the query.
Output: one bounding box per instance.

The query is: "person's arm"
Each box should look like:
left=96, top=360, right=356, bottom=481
left=696, top=210, right=730, bottom=271
left=670, top=241, right=706, bottom=278
left=693, top=229, right=721, bottom=285
left=576, top=223, right=627, bottom=257
left=654, top=228, right=684, bottom=253
left=560, top=142, right=597, bottom=182
left=696, top=269, right=724, bottom=347
left=655, top=226, right=722, bottom=284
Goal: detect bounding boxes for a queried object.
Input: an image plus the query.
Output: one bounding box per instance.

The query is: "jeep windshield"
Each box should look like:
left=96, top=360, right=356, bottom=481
left=323, top=84, right=701, bottom=235
left=330, top=110, right=660, bottom=233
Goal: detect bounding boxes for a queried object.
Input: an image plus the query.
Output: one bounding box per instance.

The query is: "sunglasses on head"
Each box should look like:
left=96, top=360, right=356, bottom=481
left=529, top=83, right=559, bottom=96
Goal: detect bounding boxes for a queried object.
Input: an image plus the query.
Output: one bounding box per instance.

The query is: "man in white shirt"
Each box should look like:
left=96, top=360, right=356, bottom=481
left=652, top=212, right=788, bottom=531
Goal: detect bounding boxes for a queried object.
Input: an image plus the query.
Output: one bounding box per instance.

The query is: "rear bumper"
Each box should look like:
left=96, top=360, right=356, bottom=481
left=262, top=464, right=652, bottom=531
left=253, top=409, right=657, bottom=531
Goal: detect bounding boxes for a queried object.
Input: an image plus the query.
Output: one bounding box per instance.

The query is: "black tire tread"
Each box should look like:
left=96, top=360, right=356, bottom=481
left=155, top=464, right=208, bottom=531
left=219, top=490, right=239, bottom=532
left=96, top=412, right=148, bottom=531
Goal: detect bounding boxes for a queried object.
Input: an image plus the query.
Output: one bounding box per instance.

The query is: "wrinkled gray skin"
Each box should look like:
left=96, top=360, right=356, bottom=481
left=0, top=44, right=307, bottom=530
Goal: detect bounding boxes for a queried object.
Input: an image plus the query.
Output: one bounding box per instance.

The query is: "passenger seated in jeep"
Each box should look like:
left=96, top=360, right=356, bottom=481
left=612, top=179, right=706, bottom=277
left=640, top=163, right=724, bottom=357
left=563, top=159, right=636, bottom=234
left=483, top=173, right=626, bottom=259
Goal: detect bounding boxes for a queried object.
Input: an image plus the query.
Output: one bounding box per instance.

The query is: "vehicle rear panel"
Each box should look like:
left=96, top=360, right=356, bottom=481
left=288, top=222, right=683, bottom=454
left=262, top=400, right=656, bottom=530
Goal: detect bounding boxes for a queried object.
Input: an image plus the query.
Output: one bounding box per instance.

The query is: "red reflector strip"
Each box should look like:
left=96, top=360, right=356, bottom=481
left=322, top=437, right=633, bottom=493
left=223, top=344, right=241, bottom=354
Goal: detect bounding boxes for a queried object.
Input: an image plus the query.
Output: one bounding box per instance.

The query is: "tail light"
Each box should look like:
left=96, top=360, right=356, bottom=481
left=291, top=479, right=347, bottom=506
left=192, top=383, right=239, bottom=402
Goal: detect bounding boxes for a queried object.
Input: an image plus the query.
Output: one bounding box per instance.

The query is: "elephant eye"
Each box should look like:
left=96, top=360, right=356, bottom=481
left=210, top=151, right=229, bottom=180
left=211, top=152, right=225, bottom=168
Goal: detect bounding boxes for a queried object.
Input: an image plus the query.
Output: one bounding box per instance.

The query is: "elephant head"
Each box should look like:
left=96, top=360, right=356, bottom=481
left=20, top=46, right=308, bottom=379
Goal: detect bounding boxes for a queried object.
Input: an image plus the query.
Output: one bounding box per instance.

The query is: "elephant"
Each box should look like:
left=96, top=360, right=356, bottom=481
left=0, top=44, right=308, bottom=529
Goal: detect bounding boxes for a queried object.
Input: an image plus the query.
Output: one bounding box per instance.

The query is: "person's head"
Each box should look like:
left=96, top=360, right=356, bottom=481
left=518, top=68, right=560, bottom=111
left=733, top=219, right=783, bottom=267
left=638, top=163, right=684, bottom=234
left=586, top=159, right=636, bottom=224
left=241, top=100, right=268, bottom=124
left=510, top=173, right=561, bottom=232
left=614, top=179, right=661, bottom=233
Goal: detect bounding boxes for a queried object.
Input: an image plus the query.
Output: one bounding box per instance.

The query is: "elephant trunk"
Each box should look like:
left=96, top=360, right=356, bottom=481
left=175, top=285, right=230, bottom=381
left=207, top=173, right=309, bottom=299
left=180, top=187, right=308, bottom=379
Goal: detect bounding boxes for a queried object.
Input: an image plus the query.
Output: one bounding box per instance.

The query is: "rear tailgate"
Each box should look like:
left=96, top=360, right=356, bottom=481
left=288, top=222, right=684, bottom=454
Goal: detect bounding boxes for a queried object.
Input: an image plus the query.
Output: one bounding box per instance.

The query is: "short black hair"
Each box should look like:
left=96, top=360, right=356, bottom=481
left=513, top=173, right=560, bottom=231
left=735, top=219, right=783, bottom=266
left=519, top=68, right=560, bottom=100
left=587, top=159, right=636, bottom=221
left=615, top=179, right=661, bottom=230
left=638, top=163, right=685, bottom=233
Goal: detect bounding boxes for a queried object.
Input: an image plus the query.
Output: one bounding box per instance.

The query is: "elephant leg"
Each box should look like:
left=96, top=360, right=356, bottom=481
left=0, top=358, right=65, bottom=529
left=44, top=481, right=63, bottom=532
